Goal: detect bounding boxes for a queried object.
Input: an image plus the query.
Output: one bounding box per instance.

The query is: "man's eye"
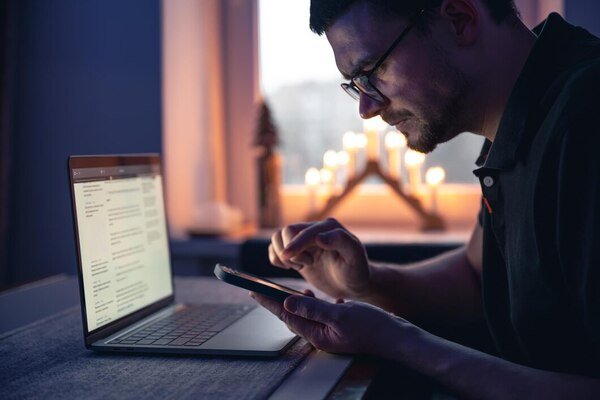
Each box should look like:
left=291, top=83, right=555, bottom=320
left=361, top=69, right=373, bottom=77
left=375, top=60, right=389, bottom=74
left=362, top=65, right=377, bottom=75
left=358, top=60, right=377, bottom=75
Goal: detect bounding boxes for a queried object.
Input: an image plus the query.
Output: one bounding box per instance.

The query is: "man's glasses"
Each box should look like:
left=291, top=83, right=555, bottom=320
left=341, top=9, right=425, bottom=103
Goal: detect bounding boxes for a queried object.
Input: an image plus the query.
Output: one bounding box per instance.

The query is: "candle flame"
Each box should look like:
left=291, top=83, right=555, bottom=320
left=305, top=168, right=321, bottom=186
left=362, top=116, right=388, bottom=132
left=323, top=150, right=339, bottom=169
left=355, top=133, right=368, bottom=149
left=384, top=131, right=407, bottom=149
left=320, top=168, right=333, bottom=183
left=337, top=150, right=350, bottom=166
left=342, top=131, right=357, bottom=150
left=405, top=149, right=426, bottom=167
left=425, top=166, right=446, bottom=186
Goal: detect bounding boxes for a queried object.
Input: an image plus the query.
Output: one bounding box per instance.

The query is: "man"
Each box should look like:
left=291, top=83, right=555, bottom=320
left=252, top=0, right=600, bottom=397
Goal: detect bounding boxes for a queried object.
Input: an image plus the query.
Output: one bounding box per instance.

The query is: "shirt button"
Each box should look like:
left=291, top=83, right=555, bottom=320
left=483, top=176, right=495, bottom=187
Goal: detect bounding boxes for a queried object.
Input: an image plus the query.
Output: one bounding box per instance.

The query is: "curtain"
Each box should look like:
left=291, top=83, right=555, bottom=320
left=162, top=0, right=229, bottom=236
left=515, top=0, right=565, bottom=27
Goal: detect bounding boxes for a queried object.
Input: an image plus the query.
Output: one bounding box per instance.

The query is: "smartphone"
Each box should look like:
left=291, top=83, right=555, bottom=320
left=214, top=264, right=305, bottom=303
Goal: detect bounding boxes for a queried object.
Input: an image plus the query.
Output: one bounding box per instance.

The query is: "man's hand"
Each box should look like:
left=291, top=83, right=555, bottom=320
left=251, top=290, right=411, bottom=356
left=252, top=292, right=600, bottom=400
left=268, top=218, right=371, bottom=299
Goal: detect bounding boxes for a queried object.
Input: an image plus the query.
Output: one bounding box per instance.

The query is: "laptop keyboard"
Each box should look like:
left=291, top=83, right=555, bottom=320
left=109, top=304, right=254, bottom=347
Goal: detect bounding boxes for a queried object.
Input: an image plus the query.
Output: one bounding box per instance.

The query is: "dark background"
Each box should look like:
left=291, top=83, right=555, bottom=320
left=0, top=0, right=599, bottom=287
left=565, top=0, right=600, bottom=37
left=0, top=0, right=161, bottom=286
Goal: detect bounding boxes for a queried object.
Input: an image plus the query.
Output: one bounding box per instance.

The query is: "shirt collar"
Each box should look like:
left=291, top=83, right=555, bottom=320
left=477, top=13, right=581, bottom=171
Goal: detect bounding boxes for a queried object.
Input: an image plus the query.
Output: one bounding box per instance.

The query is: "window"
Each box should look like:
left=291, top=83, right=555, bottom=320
left=259, top=0, right=483, bottom=186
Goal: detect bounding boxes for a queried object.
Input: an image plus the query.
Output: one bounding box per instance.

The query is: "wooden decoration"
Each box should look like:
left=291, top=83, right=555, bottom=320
left=254, top=100, right=282, bottom=228
left=306, top=159, right=446, bottom=231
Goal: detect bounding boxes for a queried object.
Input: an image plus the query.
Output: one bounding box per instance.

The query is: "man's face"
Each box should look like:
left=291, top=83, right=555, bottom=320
left=326, top=3, right=472, bottom=153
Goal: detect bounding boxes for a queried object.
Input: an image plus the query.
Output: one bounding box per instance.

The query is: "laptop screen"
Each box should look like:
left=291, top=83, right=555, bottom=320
left=72, top=161, right=173, bottom=332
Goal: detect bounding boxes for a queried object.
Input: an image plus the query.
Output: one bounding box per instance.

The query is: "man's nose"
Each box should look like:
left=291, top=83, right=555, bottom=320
left=358, top=92, right=388, bottom=119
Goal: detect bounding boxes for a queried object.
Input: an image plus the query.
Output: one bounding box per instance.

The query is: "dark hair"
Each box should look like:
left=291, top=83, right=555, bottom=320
left=310, top=0, right=518, bottom=35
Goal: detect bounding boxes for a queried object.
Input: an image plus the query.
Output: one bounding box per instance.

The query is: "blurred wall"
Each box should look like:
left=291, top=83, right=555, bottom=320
left=516, top=0, right=600, bottom=36
left=4, top=0, right=161, bottom=285
left=566, top=0, right=600, bottom=36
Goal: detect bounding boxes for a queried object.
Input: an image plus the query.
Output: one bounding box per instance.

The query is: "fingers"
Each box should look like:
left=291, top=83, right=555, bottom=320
left=284, top=295, right=339, bottom=325
left=282, top=223, right=315, bottom=266
left=281, top=223, right=309, bottom=247
left=250, top=292, right=286, bottom=320
left=315, top=228, right=365, bottom=262
left=270, top=243, right=313, bottom=270
left=283, top=218, right=344, bottom=258
left=303, top=289, right=315, bottom=297
left=269, top=223, right=312, bottom=270
left=270, top=218, right=363, bottom=274
left=268, top=244, right=284, bottom=267
left=251, top=292, right=324, bottom=337
left=290, top=252, right=314, bottom=266
left=270, top=233, right=302, bottom=270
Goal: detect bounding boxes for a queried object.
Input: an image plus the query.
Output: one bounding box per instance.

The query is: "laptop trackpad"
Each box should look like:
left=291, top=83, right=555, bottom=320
left=201, top=307, right=296, bottom=352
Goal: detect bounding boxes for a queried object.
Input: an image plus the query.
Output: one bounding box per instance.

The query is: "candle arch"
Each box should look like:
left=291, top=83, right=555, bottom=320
left=304, top=117, right=446, bottom=231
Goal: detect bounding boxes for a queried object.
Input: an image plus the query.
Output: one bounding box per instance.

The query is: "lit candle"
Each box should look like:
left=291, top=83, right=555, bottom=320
left=323, top=150, right=338, bottom=169
left=320, top=168, right=334, bottom=198
left=342, top=131, right=358, bottom=180
left=384, top=131, right=407, bottom=180
left=355, top=133, right=368, bottom=149
left=363, top=116, right=387, bottom=161
left=323, top=150, right=339, bottom=188
left=354, top=133, right=368, bottom=171
left=337, top=150, right=350, bottom=185
left=305, top=167, right=320, bottom=214
left=396, top=130, right=408, bottom=179
left=404, top=149, right=426, bottom=195
left=425, top=166, right=446, bottom=214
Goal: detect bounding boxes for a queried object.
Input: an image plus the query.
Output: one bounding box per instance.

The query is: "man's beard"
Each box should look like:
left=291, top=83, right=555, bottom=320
left=408, top=110, right=460, bottom=153
left=399, top=57, right=470, bottom=153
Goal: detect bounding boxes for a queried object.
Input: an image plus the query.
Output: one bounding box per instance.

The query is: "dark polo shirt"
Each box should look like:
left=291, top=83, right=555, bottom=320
left=474, top=13, right=600, bottom=377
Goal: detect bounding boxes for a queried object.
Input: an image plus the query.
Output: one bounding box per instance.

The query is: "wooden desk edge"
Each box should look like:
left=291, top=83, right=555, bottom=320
left=269, top=351, right=353, bottom=400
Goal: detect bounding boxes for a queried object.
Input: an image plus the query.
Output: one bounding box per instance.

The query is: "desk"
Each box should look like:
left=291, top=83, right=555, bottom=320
left=0, top=275, right=354, bottom=400
left=1, top=275, right=459, bottom=400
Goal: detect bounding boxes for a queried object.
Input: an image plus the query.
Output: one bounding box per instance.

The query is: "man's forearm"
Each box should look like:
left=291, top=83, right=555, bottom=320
left=358, top=246, right=482, bottom=323
left=384, top=322, right=600, bottom=400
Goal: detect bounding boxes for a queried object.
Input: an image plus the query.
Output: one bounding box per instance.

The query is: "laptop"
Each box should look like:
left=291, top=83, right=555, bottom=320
left=68, top=154, right=297, bottom=356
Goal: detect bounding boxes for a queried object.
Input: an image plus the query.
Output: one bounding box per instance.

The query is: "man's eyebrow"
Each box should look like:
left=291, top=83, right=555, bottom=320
left=341, top=57, right=374, bottom=80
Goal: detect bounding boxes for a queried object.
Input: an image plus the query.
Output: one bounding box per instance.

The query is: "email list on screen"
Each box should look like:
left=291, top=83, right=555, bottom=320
left=73, top=167, right=172, bottom=331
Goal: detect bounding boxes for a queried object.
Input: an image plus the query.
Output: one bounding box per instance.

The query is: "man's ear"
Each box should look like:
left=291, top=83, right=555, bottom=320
left=438, top=0, right=479, bottom=46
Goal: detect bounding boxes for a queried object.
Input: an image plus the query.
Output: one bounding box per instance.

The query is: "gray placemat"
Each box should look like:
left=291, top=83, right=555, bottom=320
left=0, top=277, right=313, bottom=400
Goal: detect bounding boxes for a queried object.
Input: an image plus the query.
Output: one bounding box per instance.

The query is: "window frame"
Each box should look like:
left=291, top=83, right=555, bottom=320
left=222, top=0, right=564, bottom=229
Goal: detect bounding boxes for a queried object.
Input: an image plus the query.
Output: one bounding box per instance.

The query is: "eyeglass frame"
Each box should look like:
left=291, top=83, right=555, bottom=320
left=341, top=9, right=426, bottom=103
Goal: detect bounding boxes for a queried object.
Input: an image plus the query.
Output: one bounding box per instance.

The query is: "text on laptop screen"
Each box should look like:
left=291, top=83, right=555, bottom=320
left=73, top=165, right=173, bottom=331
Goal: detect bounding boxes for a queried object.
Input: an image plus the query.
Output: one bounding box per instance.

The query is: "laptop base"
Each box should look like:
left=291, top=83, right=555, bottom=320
left=92, top=306, right=298, bottom=357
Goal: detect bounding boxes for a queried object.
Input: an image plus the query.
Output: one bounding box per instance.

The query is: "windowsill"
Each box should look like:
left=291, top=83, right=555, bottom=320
left=281, top=183, right=481, bottom=230
left=282, top=183, right=480, bottom=194
left=168, top=181, right=480, bottom=276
